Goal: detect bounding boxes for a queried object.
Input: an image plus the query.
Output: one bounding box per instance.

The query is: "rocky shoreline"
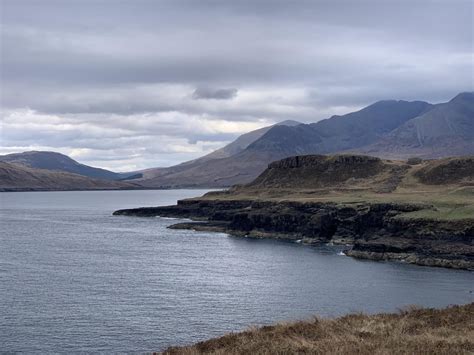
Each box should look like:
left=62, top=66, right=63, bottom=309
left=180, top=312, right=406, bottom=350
left=114, top=198, right=474, bottom=270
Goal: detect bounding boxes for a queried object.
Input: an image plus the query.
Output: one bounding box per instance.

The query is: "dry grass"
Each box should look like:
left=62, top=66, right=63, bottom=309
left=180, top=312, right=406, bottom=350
left=199, top=184, right=474, bottom=221
left=196, top=158, right=474, bottom=221
left=161, top=303, right=474, bottom=355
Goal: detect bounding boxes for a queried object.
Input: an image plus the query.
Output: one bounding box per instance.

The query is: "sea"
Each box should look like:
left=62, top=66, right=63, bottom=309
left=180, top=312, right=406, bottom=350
left=1, top=190, right=473, bottom=352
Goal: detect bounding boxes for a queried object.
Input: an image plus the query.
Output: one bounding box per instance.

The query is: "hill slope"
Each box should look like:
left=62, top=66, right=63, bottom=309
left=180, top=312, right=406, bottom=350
left=0, top=151, right=127, bottom=180
left=0, top=162, right=137, bottom=191
left=246, top=154, right=408, bottom=193
left=136, top=120, right=302, bottom=185
left=198, top=120, right=301, bottom=162
left=243, top=154, right=474, bottom=194
left=162, top=303, right=474, bottom=355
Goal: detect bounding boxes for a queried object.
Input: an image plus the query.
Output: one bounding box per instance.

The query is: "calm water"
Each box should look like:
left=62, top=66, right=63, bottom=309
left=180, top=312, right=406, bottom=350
left=1, top=190, right=473, bottom=353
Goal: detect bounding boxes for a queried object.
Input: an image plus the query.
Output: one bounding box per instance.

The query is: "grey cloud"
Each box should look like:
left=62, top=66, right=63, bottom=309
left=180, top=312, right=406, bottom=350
left=1, top=0, right=472, bottom=170
left=192, top=88, right=238, bottom=100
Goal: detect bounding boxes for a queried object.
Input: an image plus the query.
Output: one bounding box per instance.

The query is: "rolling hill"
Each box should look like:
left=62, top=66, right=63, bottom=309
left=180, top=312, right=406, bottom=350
left=0, top=162, right=138, bottom=191
left=0, top=151, right=131, bottom=180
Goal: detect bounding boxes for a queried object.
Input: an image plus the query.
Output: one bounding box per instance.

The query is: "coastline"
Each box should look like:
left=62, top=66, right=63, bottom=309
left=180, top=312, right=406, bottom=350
left=114, top=198, right=474, bottom=270
left=0, top=186, right=220, bottom=193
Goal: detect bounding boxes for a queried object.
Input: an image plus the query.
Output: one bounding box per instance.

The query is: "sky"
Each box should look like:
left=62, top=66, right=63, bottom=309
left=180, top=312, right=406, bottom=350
left=1, top=0, right=472, bottom=171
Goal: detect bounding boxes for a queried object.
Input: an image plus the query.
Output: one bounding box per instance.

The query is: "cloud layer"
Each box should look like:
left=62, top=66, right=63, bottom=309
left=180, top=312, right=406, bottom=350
left=1, top=0, right=472, bottom=170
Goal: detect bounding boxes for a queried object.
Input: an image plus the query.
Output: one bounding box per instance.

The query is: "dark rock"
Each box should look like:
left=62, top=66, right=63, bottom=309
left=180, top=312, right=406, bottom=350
left=114, top=199, right=474, bottom=270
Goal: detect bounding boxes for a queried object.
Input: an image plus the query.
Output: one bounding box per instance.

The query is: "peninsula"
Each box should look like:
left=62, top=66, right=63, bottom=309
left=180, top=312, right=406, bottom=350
left=114, top=154, right=474, bottom=269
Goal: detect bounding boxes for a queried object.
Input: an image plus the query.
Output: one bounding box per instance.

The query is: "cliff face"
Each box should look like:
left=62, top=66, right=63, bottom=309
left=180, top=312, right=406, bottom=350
left=114, top=199, right=474, bottom=269
left=246, top=155, right=406, bottom=192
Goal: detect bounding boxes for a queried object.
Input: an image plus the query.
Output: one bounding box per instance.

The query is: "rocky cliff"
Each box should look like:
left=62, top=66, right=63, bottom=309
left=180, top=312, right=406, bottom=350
left=245, top=155, right=408, bottom=193
left=114, top=198, right=474, bottom=269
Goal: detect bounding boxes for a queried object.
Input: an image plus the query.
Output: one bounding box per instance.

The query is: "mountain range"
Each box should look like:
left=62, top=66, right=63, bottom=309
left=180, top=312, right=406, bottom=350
left=0, top=92, right=472, bottom=190
left=132, top=92, right=473, bottom=187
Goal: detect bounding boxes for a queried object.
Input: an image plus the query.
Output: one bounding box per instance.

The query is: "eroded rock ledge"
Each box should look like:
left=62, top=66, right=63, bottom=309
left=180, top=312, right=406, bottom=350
left=114, top=199, right=474, bottom=270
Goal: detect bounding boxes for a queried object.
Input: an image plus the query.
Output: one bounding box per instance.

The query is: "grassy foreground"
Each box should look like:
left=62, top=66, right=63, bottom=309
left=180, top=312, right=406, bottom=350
left=161, top=303, right=474, bottom=355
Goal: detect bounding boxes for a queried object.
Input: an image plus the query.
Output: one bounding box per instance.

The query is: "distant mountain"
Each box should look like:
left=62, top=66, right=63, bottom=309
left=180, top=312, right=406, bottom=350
left=357, top=92, right=474, bottom=159
left=246, top=100, right=433, bottom=155
left=4, top=93, right=472, bottom=190
left=198, top=120, right=302, bottom=162
left=136, top=100, right=432, bottom=187
left=0, top=151, right=133, bottom=180
left=0, top=161, right=137, bottom=191
left=137, top=120, right=302, bottom=182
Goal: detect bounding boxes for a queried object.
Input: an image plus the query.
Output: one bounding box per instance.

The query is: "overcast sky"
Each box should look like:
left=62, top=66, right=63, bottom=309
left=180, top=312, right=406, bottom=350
left=1, top=0, right=472, bottom=171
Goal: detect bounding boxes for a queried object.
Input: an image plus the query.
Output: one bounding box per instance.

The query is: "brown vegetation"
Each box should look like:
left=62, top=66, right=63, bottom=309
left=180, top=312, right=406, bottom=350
left=0, top=161, right=137, bottom=191
left=414, top=157, right=474, bottom=185
left=161, top=303, right=474, bottom=355
left=210, top=155, right=474, bottom=221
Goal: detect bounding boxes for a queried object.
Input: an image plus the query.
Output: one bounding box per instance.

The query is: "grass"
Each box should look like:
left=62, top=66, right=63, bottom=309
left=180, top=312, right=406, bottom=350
left=398, top=203, right=474, bottom=221
left=196, top=159, right=474, bottom=222
left=161, top=303, right=474, bottom=355
left=198, top=184, right=474, bottom=221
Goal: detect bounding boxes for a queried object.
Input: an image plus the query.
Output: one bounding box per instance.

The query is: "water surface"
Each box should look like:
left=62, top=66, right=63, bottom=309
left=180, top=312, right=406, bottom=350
left=1, top=190, right=473, bottom=352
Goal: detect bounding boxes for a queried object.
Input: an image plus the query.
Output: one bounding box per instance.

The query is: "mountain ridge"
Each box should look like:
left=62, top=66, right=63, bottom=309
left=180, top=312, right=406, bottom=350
left=137, top=99, right=435, bottom=187
left=135, top=120, right=302, bottom=182
left=356, top=92, right=474, bottom=159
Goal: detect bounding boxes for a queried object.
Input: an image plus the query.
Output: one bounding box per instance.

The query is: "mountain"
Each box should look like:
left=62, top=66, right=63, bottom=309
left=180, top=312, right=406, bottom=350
left=0, top=151, right=132, bottom=180
left=136, top=120, right=302, bottom=182
left=357, top=92, right=474, bottom=159
left=197, top=120, right=302, bottom=162
left=0, top=161, right=137, bottom=191
left=246, top=100, right=433, bottom=155
left=136, top=100, right=432, bottom=187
